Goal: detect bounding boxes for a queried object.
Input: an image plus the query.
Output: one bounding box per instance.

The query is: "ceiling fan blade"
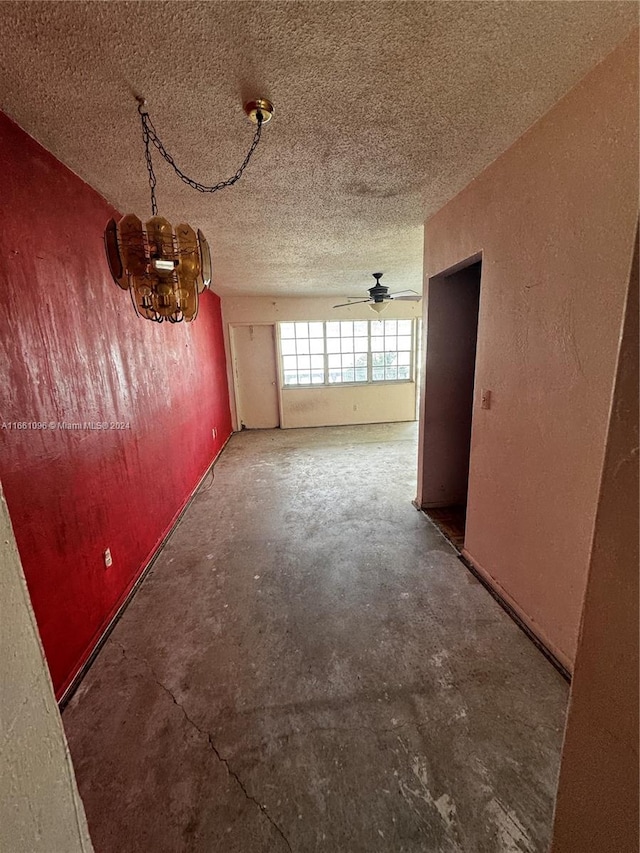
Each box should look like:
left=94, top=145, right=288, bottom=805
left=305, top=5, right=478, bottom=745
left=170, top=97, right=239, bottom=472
left=333, top=299, right=372, bottom=308
left=390, top=289, right=421, bottom=300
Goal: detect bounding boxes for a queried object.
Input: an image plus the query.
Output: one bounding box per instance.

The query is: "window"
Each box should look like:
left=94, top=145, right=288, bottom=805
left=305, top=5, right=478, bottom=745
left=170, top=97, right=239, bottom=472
left=280, top=322, right=325, bottom=386
left=279, top=320, right=415, bottom=386
left=370, top=319, right=413, bottom=382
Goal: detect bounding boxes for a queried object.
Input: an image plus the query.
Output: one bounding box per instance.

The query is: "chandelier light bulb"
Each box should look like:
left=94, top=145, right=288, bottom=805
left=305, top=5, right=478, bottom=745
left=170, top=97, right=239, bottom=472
left=105, top=215, right=212, bottom=323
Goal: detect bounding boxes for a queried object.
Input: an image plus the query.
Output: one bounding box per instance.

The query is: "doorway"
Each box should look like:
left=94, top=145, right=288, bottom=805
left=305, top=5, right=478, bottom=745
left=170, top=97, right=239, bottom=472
left=230, top=324, right=280, bottom=429
left=419, top=260, right=482, bottom=548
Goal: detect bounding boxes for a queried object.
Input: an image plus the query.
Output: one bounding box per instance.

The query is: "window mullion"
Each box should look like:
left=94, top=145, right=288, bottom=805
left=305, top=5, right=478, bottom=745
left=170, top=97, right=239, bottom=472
left=323, top=321, right=329, bottom=387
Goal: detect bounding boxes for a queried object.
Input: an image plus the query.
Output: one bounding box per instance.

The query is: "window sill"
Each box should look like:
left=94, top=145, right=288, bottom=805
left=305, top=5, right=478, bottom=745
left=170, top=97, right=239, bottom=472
left=282, top=380, right=415, bottom=390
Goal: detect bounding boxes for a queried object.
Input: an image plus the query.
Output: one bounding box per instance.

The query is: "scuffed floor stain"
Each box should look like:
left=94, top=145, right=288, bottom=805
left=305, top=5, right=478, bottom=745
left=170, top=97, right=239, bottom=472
left=486, top=798, right=535, bottom=853
left=63, top=424, right=568, bottom=853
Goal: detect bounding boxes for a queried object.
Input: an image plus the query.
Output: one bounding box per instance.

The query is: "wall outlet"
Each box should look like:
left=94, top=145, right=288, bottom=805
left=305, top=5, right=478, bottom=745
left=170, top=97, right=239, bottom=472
left=212, top=427, right=217, bottom=439
left=481, top=389, right=492, bottom=410
left=103, top=548, right=112, bottom=568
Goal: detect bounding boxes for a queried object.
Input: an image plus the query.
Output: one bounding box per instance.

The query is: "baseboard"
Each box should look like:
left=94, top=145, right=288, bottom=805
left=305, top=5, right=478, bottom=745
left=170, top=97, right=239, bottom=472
left=58, top=432, right=233, bottom=711
left=459, top=547, right=572, bottom=682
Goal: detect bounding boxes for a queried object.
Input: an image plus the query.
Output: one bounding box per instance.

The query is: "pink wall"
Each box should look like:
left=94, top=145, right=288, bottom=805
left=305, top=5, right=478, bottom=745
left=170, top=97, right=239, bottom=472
left=418, top=32, right=638, bottom=670
left=551, top=227, right=638, bottom=853
left=0, top=112, right=233, bottom=699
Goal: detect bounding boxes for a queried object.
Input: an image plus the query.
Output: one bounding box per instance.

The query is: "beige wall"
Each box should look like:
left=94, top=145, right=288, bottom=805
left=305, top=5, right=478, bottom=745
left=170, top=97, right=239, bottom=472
left=418, top=32, right=638, bottom=669
left=0, top=484, right=94, bottom=853
left=550, top=228, right=638, bottom=853
left=222, top=296, right=421, bottom=430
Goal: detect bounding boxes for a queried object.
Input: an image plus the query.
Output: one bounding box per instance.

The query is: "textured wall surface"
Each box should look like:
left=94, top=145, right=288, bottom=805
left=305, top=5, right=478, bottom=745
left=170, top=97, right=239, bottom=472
left=0, top=485, right=94, bottom=853
left=418, top=33, right=638, bottom=669
left=551, top=228, right=638, bottom=852
left=0, top=2, right=636, bottom=297
left=0, top=111, right=232, bottom=698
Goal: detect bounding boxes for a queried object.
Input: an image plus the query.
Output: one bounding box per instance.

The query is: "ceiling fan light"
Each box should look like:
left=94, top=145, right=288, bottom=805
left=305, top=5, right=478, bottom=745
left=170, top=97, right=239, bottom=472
left=369, top=301, right=388, bottom=314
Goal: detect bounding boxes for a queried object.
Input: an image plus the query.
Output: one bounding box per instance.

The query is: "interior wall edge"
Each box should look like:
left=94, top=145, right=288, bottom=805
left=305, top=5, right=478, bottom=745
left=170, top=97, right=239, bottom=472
left=0, top=483, right=94, bottom=852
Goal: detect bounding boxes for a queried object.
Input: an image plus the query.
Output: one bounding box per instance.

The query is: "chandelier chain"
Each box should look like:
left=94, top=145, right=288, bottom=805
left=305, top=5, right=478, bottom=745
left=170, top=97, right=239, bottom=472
left=138, top=102, right=263, bottom=216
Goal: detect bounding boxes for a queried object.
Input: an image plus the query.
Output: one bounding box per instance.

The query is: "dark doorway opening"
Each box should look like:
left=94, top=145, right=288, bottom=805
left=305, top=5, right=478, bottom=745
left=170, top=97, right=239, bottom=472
left=420, top=260, right=482, bottom=549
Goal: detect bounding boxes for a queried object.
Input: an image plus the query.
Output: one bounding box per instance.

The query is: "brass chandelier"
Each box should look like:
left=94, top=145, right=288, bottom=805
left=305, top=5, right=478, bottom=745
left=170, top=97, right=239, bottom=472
left=105, top=97, right=274, bottom=323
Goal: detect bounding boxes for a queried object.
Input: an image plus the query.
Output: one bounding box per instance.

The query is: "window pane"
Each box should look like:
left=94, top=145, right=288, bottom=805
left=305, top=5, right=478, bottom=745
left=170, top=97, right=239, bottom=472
left=282, top=318, right=413, bottom=388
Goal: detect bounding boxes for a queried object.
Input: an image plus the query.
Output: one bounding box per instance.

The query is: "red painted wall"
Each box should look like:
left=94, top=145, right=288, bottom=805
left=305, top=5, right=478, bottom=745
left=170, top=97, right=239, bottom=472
left=0, top=111, right=233, bottom=699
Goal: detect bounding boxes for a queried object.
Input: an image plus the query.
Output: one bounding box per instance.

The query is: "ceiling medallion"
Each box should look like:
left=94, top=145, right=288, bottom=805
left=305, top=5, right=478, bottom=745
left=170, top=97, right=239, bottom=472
left=105, top=97, right=274, bottom=323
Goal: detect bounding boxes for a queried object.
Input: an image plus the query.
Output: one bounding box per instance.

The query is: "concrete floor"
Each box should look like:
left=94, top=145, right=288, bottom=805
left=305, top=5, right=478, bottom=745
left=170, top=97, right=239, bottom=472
left=63, top=423, right=568, bottom=853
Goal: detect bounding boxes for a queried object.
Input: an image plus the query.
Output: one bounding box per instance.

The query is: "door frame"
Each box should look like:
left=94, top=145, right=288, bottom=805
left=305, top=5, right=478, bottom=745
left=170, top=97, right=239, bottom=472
left=417, top=250, right=483, bottom=513
left=228, top=322, right=283, bottom=431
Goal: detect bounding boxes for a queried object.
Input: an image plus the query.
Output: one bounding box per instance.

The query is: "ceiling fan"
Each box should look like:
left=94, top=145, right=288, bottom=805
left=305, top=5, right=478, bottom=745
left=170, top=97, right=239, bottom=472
left=333, top=273, right=421, bottom=313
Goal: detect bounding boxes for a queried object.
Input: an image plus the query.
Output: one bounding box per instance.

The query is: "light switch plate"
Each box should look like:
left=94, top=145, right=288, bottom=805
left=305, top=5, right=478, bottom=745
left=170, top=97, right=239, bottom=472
left=481, top=389, right=492, bottom=410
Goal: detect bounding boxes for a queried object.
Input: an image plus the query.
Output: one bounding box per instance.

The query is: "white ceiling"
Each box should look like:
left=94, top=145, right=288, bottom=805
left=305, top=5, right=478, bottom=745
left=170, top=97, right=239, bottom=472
left=0, top=1, right=636, bottom=297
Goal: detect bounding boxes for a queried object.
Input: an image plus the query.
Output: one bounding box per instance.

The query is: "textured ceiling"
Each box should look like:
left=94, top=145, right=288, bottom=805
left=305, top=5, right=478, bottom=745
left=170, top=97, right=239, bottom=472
left=0, top=2, right=636, bottom=297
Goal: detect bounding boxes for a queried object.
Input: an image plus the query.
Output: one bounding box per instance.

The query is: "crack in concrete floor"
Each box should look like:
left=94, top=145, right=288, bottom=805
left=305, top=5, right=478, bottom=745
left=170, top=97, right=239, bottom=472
left=116, top=643, right=293, bottom=852
left=63, top=424, right=569, bottom=852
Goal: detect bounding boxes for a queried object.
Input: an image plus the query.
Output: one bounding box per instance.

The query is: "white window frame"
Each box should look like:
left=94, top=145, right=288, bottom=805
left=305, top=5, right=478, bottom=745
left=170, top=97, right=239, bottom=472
left=278, top=319, right=416, bottom=388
